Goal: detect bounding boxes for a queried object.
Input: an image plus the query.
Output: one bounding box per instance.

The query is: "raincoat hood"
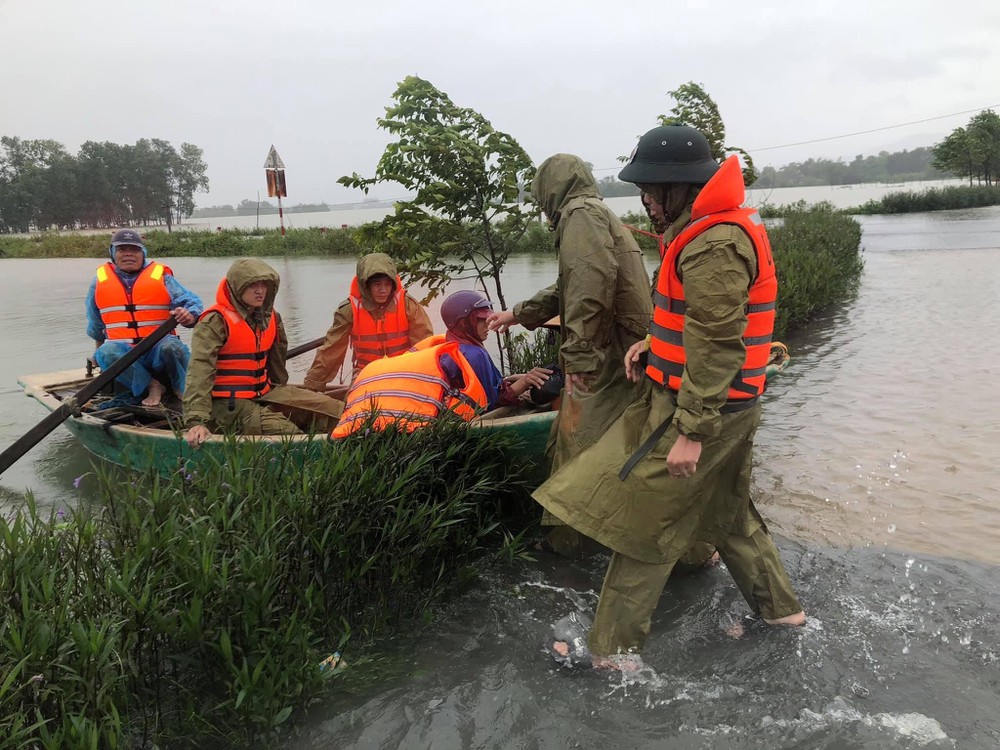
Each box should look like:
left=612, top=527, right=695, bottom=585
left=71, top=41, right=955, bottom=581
left=530, top=154, right=600, bottom=226
left=355, top=253, right=400, bottom=306
left=217, top=258, right=280, bottom=325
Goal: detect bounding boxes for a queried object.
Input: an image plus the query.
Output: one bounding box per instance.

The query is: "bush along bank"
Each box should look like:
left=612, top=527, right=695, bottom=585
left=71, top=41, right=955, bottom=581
left=0, top=424, right=535, bottom=749
left=768, top=203, right=864, bottom=337
left=756, top=183, right=1000, bottom=218
left=847, top=183, right=1000, bottom=214
left=0, top=226, right=367, bottom=259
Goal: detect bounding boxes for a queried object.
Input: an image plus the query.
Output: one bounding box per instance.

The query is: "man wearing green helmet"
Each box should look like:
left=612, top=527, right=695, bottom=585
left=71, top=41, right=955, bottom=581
left=536, top=126, right=805, bottom=670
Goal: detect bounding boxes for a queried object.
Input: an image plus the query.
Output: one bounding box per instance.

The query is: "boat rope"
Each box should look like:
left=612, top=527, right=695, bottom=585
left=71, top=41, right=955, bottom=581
left=623, top=223, right=661, bottom=239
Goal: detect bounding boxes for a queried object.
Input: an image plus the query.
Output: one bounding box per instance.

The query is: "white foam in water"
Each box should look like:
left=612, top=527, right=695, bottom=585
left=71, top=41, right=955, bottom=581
left=755, top=698, right=955, bottom=747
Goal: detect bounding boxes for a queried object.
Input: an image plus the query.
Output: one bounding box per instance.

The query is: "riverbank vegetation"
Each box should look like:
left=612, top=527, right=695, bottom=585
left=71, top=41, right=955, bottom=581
left=0, top=137, right=208, bottom=234
left=0, top=425, right=534, bottom=748
left=849, top=183, right=1000, bottom=214
left=931, top=109, right=1000, bottom=186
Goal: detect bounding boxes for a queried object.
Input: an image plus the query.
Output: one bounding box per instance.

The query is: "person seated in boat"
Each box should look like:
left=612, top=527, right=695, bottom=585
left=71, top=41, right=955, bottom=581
left=86, top=228, right=204, bottom=408
left=331, top=290, right=551, bottom=437
left=183, top=259, right=345, bottom=448
left=303, top=253, right=434, bottom=393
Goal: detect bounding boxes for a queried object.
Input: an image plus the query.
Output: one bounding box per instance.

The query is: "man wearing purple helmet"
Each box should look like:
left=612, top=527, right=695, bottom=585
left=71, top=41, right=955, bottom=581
left=438, top=290, right=552, bottom=411
left=85, top=228, right=203, bottom=407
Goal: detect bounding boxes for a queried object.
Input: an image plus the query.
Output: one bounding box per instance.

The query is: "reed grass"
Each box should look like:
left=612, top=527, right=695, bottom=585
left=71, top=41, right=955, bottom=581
left=0, top=424, right=533, bottom=748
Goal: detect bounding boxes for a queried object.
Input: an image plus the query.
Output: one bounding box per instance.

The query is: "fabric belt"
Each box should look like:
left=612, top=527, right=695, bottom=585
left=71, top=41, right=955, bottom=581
left=617, top=391, right=759, bottom=480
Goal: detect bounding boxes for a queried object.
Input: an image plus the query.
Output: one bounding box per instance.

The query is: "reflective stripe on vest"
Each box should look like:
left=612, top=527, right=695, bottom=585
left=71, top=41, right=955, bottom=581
left=646, top=207, right=777, bottom=403
left=202, top=301, right=277, bottom=400
left=331, top=341, right=488, bottom=438
left=94, top=262, right=175, bottom=345
left=348, top=275, right=411, bottom=368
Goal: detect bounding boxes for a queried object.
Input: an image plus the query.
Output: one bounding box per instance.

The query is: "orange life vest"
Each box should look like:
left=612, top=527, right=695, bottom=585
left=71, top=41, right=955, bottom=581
left=349, top=275, right=411, bottom=369
left=331, top=342, right=488, bottom=438
left=409, top=334, right=447, bottom=351
left=94, top=261, right=176, bottom=344
left=647, top=156, right=777, bottom=407
left=201, top=279, right=277, bottom=401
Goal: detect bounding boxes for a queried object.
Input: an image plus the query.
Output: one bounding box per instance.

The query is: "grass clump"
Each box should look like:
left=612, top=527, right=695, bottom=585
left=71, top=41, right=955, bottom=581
left=0, top=423, right=534, bottom=748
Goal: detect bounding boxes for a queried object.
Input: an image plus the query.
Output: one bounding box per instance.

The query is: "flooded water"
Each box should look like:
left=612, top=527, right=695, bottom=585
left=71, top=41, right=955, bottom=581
left=1, top=206, right=998, bottom=747
left=180, top=179, right=966, bottom=232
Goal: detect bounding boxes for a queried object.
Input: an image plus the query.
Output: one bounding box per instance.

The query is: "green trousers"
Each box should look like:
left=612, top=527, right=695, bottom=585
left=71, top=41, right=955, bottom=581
left=587, top=524, right=802, bottom=657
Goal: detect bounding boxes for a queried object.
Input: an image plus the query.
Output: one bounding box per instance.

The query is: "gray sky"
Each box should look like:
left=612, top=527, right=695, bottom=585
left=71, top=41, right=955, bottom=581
left=3, top=0, right=998, bottom=207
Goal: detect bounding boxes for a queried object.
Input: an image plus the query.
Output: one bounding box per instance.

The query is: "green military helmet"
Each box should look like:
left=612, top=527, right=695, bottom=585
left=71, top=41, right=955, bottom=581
left=618, top=125, right=720, bottom=185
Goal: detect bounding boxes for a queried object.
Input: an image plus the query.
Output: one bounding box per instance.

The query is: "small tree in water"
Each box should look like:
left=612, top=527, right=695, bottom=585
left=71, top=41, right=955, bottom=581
left=339, top=76, right=536, bottom=370
left=658, top=82, right=757, bottom=186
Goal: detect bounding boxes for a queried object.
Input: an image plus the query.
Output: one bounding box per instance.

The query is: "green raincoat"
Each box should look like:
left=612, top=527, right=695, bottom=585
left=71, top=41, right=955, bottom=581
left=183, top=259, right=344, bottom=434
left=303, top=253, right=433, bottom=389
left=514, top=154, right=652, bottom=475
left=532, top=210, right=771, bottom=565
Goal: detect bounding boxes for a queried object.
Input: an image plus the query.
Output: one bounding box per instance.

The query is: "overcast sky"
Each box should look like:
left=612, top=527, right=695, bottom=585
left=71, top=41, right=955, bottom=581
left=3, top=0, right=998, bottom=207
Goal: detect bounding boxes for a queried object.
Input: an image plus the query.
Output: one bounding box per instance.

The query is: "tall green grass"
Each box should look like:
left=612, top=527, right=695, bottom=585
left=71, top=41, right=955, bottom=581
left=0, top=425, right=533, bottom=748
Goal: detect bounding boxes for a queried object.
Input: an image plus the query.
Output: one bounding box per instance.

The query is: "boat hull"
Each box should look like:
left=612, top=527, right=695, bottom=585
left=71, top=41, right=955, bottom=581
left=17, top=370, right=556, bottom=479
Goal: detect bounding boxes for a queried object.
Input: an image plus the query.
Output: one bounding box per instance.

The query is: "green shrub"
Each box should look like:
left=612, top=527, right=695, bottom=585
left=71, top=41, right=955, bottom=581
left=0, top=424, right=534, bottom=748
left=768, top=203, right=864, bottom=338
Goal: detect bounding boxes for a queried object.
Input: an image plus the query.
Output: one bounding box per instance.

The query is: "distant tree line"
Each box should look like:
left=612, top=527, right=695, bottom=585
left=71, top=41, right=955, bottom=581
left=0, top=137, right=208, bottom=234
left=932, top=109, right=1000, bottom=186
left=753, top=148, right=946, bottom=189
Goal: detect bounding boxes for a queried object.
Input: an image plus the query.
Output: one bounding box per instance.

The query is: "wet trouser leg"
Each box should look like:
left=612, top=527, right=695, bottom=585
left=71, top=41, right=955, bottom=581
left=148, top=337, right=190, bottom=394
left=715, top=525, right=802, bottom=620
left=95, top=341, right=151, bottom=397
left=587, top=551, right=676, bottom=657
left=210, top=400, right=302, bottom=436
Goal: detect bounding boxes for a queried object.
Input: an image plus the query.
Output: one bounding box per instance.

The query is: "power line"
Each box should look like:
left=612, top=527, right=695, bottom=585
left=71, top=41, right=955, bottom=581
left=746, top=103, right=1000, bottom=152
left=590, top=102, right=1000, bottom=174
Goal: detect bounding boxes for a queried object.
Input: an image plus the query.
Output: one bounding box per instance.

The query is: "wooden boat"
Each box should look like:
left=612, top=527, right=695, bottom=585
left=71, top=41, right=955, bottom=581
left=15, top=344, right=789, bottom=477
left=15, top=369, right=558, bottom=476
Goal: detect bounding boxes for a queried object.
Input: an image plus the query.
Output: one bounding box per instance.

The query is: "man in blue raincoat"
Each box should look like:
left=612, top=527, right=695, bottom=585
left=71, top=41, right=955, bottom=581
left=85, top=228, right=203, bottom=407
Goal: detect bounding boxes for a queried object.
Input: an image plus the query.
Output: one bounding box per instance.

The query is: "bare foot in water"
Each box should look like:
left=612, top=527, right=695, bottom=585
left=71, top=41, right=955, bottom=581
left=592, top=653, right=644, bottom=673
left=727, top=610, right=807, bottom=638
left=142, top=379, right=166, bottom=407
left=550, top=639, right=643, bottom=673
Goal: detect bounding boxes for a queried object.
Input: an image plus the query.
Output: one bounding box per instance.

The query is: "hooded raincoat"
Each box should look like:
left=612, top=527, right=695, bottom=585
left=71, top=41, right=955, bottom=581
left=512, top=154, right=652, bottom=552
left=304, top=253, right=434, bottom=389
left=532, top=162, right=801, bottom=654
left=183, top=259, right=344, bottom=434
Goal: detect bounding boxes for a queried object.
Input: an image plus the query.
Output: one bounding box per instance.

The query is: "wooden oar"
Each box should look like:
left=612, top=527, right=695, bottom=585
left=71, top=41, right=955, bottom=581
left=0, top=317, right=179, bottom=476
left=286, top=336, right=325, bottom=359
